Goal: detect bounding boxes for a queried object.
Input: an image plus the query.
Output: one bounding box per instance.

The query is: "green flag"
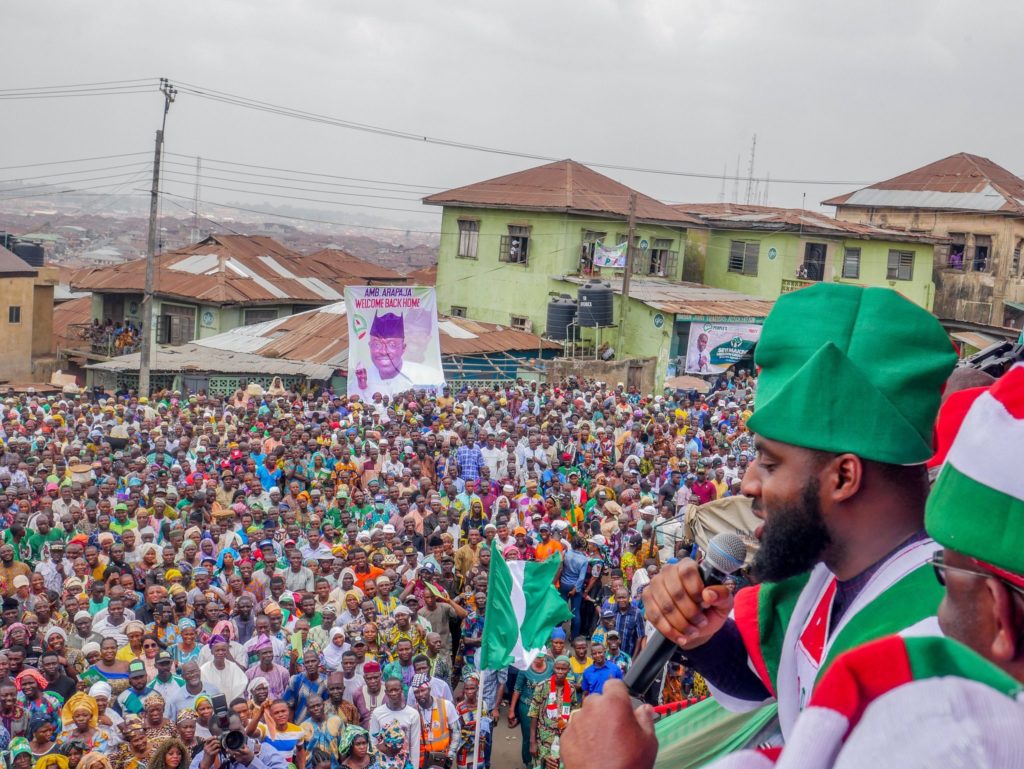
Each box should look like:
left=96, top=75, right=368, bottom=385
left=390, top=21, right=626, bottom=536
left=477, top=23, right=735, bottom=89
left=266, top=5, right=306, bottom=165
left=479, top=541, right=572, bottom=670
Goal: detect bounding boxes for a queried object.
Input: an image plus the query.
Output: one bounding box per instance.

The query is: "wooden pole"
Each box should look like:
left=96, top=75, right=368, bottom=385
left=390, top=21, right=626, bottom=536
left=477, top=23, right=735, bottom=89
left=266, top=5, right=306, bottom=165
left=616, top=192, right=638, bottom=355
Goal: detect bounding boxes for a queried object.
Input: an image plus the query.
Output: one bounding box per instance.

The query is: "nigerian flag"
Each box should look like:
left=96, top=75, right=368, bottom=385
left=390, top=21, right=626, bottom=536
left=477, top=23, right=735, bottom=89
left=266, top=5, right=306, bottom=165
left=479, top=541, right=572, bottom=670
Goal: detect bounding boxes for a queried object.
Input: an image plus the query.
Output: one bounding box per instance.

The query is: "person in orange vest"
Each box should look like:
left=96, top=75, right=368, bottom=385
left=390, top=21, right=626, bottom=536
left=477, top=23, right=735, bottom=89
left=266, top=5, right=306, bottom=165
left=412, top=673, right=460, bottom=768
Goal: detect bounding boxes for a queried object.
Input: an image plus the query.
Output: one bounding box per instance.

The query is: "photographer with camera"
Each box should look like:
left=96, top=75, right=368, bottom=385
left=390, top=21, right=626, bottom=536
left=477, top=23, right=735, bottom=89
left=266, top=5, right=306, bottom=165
left=190, top=693, right=288, bottom=769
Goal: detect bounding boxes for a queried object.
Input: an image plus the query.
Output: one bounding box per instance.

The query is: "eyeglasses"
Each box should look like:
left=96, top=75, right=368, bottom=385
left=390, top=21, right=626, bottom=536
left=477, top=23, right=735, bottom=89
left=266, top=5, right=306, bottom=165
left=930, top=550, right=1024, bottom=599
left=142, top=643, right=158, bottom=649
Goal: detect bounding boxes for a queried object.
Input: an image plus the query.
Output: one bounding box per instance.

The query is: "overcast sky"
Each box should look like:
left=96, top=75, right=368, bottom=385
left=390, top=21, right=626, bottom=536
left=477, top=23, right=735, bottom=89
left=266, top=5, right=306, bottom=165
left=3, top=0, right=1023, bottom=230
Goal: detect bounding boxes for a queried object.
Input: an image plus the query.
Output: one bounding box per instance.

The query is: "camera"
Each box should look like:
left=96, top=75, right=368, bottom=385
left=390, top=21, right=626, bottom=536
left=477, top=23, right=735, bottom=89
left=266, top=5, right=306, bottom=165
left=209, top=694, right=247, bottom=752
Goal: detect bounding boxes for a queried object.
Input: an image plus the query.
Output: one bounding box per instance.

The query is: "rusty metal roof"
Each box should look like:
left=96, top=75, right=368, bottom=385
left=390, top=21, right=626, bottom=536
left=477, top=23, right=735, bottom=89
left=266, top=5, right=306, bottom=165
left=69, top=234, right=377, bottom=306
left=423, top=160, right=701, bottom=226
left=561, top=275, right=774, bottom=317
left=307, top=249, right=408, bottom=282
left=823, top=153, right=1024, bottom=214
left=406, top=264, right=437, bottom=285
left=52, top=296, right=92, bottom=347
left=670, top=203, right=940, bottom=242
left=191, top=301, right=560, bottom=369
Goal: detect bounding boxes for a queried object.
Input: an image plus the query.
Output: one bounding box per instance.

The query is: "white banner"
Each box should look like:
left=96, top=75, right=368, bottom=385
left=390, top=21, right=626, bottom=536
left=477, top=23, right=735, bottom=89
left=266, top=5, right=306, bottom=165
left=345, top=285, right=446, bottom=398
left=593, top=241, right=627, bottom=268
left=685, top=322, right=762, bottom=375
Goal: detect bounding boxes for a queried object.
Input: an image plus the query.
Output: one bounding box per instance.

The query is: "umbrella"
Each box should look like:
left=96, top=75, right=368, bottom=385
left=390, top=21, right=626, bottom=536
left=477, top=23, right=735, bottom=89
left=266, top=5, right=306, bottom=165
left=664, top=375, right=712, bottom=393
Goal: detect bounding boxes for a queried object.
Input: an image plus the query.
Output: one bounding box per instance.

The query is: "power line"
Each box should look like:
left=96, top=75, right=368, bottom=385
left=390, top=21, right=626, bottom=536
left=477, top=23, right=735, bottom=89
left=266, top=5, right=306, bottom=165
left=0, top=152, right=151, bottom=172
left=159, top=167, right=425, bottom=201
left=0, top=161, right=152, bottom=185
left=0, top=78, right=158, bottom=92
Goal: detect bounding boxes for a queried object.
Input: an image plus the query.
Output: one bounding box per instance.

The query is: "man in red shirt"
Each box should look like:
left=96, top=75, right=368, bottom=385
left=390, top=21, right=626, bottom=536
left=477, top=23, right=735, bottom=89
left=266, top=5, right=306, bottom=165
left=690, top=469, right=717, bottom=505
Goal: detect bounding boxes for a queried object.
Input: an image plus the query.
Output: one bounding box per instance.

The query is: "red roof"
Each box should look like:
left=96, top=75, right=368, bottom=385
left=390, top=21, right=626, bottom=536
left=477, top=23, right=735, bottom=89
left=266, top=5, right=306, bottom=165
left=0, top=246, right=38, bottom=277
left=671, top=203, right=938, bottom=241
left=822, top=153, right=1024, bottom=214
left=71, top=235, right=367, bottom=306
left=423, top=160, right=701, bottom=226
left=306, top=249, right=407, bottom=282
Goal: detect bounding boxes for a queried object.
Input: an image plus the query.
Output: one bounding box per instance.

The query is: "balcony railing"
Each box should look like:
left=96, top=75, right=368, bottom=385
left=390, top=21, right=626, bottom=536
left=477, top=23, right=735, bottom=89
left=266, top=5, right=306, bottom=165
left=780, top=278, right=817, bottom=294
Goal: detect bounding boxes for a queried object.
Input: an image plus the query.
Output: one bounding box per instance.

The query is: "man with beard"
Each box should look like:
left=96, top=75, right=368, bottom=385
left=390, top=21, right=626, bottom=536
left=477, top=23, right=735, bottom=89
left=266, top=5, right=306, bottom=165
left=569, top=284, right=956, bottom=757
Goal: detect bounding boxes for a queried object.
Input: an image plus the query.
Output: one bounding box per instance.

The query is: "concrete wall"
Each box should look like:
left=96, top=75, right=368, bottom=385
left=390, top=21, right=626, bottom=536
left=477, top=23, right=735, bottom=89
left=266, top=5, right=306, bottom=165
left=0, top=276, right=35, bottom=381
left=834, top=206, right=1024, bottom=325
left=702, top=228, right=935, bottom=309
left=434, top=206, right=688, bottom=334
left=546, top=356, right=657, bottom=393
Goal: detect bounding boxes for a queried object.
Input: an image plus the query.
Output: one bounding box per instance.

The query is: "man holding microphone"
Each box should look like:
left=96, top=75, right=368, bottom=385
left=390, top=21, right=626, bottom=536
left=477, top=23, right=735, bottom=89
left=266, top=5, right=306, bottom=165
left=560, top=283, right=956, bottom=766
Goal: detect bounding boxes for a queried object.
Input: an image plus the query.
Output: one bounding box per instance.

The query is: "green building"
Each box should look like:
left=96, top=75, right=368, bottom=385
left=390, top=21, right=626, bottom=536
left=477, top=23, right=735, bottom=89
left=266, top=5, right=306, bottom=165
left=671, top=204, right=939, bottom=310
left=423, top=159, right=702, bottom=331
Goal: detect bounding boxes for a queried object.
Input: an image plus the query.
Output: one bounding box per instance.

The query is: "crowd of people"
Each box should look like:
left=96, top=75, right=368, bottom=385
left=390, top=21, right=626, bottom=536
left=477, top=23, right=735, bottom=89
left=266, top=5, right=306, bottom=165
left=0, top=366, right=758, bottom=769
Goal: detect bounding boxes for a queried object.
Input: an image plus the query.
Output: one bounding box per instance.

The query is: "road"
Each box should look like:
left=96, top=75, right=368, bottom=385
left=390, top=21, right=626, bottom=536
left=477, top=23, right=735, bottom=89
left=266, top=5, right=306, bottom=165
left=489, top=717, right=528, bottom=769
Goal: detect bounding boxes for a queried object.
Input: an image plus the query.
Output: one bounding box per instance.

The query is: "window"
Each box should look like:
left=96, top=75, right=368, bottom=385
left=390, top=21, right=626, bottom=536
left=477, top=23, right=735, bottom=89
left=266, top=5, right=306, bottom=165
left=510, top=314, right=529, bottom=331
left=7, top=306, right=20, bottom=324
left=887, top=250, right=915, bottom=281
left=457, top=219, right=479, bottom=259
left=243, top=308, right=278, bottom=326
left=499, top=225, right=530, bottom=264
left=728, top=240, right=760, bottom=275
left=948, top=233, right=966, bottom=269
left=648, top=238, right=679, bottom=277
left=972, top=235, right=992, bottom=272
left=1013, top=240, right=1022, bottom=276
left=578, top=229, right=607, bottom=274
left=449, top=306, right=467, bottom=318
left=842, top=247, right=861, bottom=279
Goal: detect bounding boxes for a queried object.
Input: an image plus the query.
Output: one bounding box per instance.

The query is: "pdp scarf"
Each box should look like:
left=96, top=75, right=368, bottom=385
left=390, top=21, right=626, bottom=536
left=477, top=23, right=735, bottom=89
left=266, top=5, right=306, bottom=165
left=545, top=675, right=572, bottom=724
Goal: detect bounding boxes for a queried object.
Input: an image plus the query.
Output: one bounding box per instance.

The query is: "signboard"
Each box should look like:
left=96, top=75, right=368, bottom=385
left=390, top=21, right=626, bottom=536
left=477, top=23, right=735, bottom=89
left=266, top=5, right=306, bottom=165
left=639, top=238, right=650, bottom=251
left=684, top=322, right=762, bottom=375
left=653, top=313, right=665, bottom=329
left=345, top=285, right=445, bottom=398
left=592, top=241, right=627, bottom=268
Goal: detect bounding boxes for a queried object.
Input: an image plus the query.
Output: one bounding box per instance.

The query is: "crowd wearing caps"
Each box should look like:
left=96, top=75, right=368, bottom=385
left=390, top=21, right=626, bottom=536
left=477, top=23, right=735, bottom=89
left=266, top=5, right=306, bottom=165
left=0, top=347, right=763, bottom=769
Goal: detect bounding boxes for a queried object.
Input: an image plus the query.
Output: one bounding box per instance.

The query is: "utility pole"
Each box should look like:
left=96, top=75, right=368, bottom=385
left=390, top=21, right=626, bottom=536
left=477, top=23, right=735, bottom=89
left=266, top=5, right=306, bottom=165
left=190, top=156, right=202, bottom=243
left=138, top=78, right=177, bottom=398
left=616, top=192, right=638, bottom=355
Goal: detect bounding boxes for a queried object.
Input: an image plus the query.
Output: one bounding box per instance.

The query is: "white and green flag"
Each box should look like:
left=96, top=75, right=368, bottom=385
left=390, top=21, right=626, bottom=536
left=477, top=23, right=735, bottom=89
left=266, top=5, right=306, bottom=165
left=479, top=541, right=572, bottom=671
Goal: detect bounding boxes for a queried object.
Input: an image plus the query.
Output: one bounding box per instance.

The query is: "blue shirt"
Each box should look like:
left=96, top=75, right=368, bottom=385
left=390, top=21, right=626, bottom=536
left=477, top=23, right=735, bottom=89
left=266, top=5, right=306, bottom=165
left=559, top=548, right=589, bottom=592
left=581, top=661, right=623, bottom=695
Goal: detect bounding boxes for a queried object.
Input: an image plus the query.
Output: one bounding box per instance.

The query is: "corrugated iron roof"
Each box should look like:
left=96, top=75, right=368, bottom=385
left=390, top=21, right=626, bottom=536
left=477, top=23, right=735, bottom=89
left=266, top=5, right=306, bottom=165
left=69, top=234, right=381, bottom=306
left=52, top=295, right=92, bottom=347
left=560, top=276, right=774, bottom=317
left=406, top=265, right=437, bottom=285
left=823, top=153, right=1024, bottom=214
left=670, top=203, right=940, bottom=241
left=86, top=344, right=334, bottom=378
left=307, top=249, right=408, bottom=282
left=423, top=160, right=701, bottom=226
left=191, top=301, right=560, bottom=369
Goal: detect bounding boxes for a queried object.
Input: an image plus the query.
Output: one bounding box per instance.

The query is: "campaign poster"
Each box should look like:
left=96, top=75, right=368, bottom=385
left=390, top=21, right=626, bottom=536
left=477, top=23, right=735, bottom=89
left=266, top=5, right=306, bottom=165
left=685, top=322, right=762, bottom=375
left=592, top=241, right=627, bottom=268
left=345, top=285, right=446, bottom=398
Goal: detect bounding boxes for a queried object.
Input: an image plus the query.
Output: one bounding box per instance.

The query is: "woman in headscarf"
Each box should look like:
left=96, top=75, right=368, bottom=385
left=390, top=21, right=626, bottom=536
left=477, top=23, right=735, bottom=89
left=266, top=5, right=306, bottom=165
left=9, top=738, right=34, bottom=769
left=171, top=712, right=199, bottom=765
left=214, top=549, right=239, bottom=587
left=32, top=754, right=68, bottom=769
left=195, top=623, right=245, bottom=668
left=132, top=544, right=161, bottom=588
left=145, top=738, right=188, bottom=769
left=57, top=694, right=109, bottom=752
left=321, top=628, right=348, bottom=672
left=109, top=717, right=151, bottom=769
left=76, top=753, right=112, bottom=769
left=191, top=696, right=215, bottom=740
left=338, top=726, right=371, bottom=769
left=26, top=711, right=58, bottom=759
left=114, top=623, right=146, bottom=664
left=170, top=620, right=200, bottom=667
left=57, top=738, right=87, bottom=769
left=338, top=592, right=365, bottom=637
left=527, top=656, right=578, bottom=768
left=86, top=683, right=121, bottom=748
left=370, top=721, right=412, bottom=769
left=139, top=694, right=174, bottom=745
left=3, top=623, right=29, bottom=650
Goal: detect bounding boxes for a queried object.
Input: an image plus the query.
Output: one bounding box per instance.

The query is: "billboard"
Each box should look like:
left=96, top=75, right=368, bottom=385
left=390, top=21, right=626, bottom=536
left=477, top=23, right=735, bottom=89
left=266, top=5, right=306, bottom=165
left=684, top=322, right=762, bottom=375
left=345, top=285, right=446, bottom=398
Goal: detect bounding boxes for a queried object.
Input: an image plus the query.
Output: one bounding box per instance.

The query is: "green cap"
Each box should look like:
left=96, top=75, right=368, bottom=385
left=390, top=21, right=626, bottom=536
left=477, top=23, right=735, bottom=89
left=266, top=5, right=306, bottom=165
left=747, top=284, right=955, bottom=464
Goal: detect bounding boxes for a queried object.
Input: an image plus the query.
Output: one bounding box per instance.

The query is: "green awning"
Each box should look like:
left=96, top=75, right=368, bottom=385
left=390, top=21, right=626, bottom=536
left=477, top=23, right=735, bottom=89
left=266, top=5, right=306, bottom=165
left=1003, top=300, right=1024, bottom=313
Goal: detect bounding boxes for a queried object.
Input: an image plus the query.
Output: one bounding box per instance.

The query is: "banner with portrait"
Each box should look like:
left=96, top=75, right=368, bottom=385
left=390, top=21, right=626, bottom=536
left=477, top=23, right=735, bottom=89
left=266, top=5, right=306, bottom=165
left=345, top=285, right=446, bottom=398
left=592, top=241, right=627, bottom=268
left=684, top=322, right=762, bottom=375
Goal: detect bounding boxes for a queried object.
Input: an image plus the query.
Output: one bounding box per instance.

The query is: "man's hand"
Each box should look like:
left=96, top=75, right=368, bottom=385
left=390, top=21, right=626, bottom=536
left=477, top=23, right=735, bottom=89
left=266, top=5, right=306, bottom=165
left=227, top=744, right=255, bottom=766
left=642, top=558, right=733, bottom=648
left=199, top=737, right=221, bottom=769
left=561, top=680, right=655, bottom=769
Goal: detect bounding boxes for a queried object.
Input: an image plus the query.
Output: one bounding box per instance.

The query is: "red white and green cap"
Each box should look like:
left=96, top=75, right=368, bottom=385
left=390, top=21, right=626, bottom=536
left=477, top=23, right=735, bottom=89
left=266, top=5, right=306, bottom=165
left=926, top=363, right=1024, bottom=579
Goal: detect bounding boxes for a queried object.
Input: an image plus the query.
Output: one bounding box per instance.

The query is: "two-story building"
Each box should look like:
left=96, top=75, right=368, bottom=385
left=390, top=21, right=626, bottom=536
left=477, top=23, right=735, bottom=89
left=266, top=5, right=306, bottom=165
left=423, top=159, right=702, bottom=332
left=823, top=152, right=1024, bottom=328
left=0, top=246, right=58, bottom=383
left=672, top=203, right=939, bottom=309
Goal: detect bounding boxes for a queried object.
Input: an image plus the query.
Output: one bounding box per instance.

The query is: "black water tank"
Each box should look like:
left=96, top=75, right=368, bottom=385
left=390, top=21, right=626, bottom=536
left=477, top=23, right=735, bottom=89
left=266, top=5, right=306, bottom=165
left=13, top=242, right=45, bottom=267
left=577, top=279, right=614, bottom=327
left=546, top=294, right=578, bottom=341
left=0, top=232, right=13, bottom=251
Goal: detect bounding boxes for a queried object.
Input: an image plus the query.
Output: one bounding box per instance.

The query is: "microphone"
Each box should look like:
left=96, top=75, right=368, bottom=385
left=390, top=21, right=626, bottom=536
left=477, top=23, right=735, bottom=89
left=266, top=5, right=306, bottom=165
left=623, top=532, right=748, bottom=699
